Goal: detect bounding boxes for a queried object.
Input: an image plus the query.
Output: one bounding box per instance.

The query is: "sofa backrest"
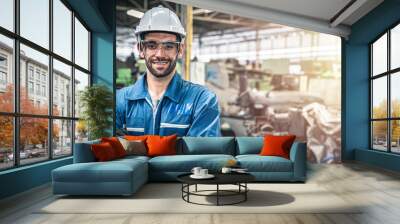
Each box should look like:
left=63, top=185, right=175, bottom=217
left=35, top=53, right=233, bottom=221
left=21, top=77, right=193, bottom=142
left=179, top=137, right=235, bottom=155
left=73, top=139, right=100, bottom=163
left=235, top=136, right=264, bottom=155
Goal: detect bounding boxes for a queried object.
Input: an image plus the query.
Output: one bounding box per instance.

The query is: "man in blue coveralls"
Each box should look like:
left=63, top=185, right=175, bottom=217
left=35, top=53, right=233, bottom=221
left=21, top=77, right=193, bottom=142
left=116, top=6, right=221, bottom=137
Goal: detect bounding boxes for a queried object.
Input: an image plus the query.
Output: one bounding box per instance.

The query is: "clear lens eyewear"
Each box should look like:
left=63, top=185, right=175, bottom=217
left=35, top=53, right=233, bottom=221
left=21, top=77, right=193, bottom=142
left=142, top=40, right=180, bottom=52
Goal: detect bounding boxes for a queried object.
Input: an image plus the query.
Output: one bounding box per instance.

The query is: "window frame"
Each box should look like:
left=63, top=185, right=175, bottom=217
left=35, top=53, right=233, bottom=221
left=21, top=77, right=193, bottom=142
left=370, top=20, right=400, bottom=154
left=0, top=0, right=92, bottom=171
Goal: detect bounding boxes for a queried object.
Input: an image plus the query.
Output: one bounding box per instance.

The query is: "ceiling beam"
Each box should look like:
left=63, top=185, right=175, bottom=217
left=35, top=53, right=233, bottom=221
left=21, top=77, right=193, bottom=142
left=127, top=0, right=144, bottom=11
left=166, top=0, right=351, bottom=38
left=330, top=0, right=368, bottom=27
left=160, top=0, right=175, bottom=12
left=193, top=16, right=263, bottom=28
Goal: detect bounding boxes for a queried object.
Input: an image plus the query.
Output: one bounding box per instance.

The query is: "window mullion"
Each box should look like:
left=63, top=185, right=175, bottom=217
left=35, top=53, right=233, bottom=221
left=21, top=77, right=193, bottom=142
left=49, top=0, right=54, bottom=160
left=13, top=0, right=20, bottom=167
left=388, top=29, right=391, bottom=152
left=71, top=11, right=76, bottom=155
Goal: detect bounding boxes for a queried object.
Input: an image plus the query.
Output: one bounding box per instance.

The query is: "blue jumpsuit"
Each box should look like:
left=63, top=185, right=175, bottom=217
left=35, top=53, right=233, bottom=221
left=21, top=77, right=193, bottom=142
left=116, top=73, right=221, bottom=136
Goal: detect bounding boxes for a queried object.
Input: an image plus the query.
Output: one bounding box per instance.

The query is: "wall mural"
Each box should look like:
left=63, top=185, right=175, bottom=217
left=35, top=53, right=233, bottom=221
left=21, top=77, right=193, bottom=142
left=116, top=7, right=341, bottom=163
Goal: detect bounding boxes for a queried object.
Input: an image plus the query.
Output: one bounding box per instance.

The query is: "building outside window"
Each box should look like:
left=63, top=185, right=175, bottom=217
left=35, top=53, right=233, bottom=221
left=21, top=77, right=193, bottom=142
left=0, top=71, right=6, bottom=84
left=35, top=83, right=40, bottom=95
left=28, top=66, right=34, bottom=80
left=41, top=85, right=46, bottom=97
left=28, top=81, right=34, bottom=94
left=41, top=73, right=46, bottom=83
left=0, top=55, right=7, bottom=88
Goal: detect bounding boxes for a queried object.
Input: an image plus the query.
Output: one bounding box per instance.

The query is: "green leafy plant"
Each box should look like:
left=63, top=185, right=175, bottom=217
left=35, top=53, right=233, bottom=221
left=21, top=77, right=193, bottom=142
left=79, top=84, right=113, bottom=140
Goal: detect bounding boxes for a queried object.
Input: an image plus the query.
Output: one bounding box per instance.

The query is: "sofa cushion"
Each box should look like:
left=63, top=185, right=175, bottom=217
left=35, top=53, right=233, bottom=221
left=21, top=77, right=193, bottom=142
left=73, top=140, right=100, bottom=163
left=260, top=135, right=296, bottom=159
left=180, top=137, right=235, bottom=155
left=52, top=158, right=147, bottom=183
left=124, top=135, right=149, bottom=141
left=91, top=142, right=118, bottom=161
left=148, top=154, right=235, bottom=172
left=101, top=137, right=127, bottom=158
left=236, top=137, right=263, bottom=155
left=119, top=138, right=147, bottom=156
left=147, top=135, right=177, bottom=157
left=236, top=155, right=293, bottom=172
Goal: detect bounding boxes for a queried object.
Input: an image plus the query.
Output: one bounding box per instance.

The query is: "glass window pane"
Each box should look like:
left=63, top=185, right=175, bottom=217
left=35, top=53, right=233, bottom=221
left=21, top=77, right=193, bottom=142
left=53, top=119, right=72, bottom=157
left=391, top=120, right=400, bottom=153
left=74, top=69, right=89, bottom=118
left=20, top=44, right=49, bottom=115
left=0, top=0, right=14, bottom=31
left=53, top=59, right=72, bottom=117
left=391, top=24, right=400, bottom=70
left=0, top=116, right=14, bottom=170
left=0, top=35, right=14, bottom=112
left=372, top=33, right=387, bottom=76
left=53, top=0, right=72, bottom=60
left=20, top=117, right=49, bottom=165
left=75, top=18, right=89, bottom=70
left=20, top=0, right=49, bottom=49
left=372, top=121, right=387, bottom=151
left=75, top=120, right=88, bottom=143
left=372, top=76, right=387, bottom=119
left=391, top=72, right=400, bottom=118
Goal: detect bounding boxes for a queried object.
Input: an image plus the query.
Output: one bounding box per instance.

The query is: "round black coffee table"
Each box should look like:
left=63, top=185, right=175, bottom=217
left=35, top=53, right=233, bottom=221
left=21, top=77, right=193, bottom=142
left=177, top=173, right=255, bottom=206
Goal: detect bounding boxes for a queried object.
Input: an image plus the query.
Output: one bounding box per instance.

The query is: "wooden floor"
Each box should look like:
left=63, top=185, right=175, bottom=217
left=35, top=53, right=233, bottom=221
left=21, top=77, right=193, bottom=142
left=1, top=162, right=400, bottom=224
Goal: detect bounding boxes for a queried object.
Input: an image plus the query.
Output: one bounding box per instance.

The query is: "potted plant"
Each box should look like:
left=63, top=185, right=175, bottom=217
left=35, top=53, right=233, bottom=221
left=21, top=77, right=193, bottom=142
left=79, top=84, right=113, bottom=140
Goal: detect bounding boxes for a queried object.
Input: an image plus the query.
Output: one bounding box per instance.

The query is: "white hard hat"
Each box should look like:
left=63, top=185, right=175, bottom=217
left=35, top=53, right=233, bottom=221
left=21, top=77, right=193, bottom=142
left=135, top=5, right=186, bottom=40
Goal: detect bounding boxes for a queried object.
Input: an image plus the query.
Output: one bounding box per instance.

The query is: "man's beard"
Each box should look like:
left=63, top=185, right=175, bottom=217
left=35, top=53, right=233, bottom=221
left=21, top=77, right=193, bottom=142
left=145, top=55, right=178, bottom=78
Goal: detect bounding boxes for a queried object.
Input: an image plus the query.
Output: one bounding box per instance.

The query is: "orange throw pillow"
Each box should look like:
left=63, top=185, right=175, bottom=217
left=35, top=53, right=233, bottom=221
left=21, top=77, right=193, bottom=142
left=260, top=135, right=296, bottom=159
left=124, top=135, right=149, bottom=141
left=101, top=137, right=126, bottom=158
left=146, top=135, right=177, bottom=157
left=91, top=142, right=117, bottom=161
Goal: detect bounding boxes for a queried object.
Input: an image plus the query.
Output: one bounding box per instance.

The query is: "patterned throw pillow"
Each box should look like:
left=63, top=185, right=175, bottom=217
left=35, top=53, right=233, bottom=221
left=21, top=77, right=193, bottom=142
left=119, top=137, right=147, bottom=156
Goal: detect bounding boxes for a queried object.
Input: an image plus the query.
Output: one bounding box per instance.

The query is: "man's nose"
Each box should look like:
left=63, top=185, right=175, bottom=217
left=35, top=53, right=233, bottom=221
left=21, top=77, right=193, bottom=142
left=154, top=45, right=166, bottom=56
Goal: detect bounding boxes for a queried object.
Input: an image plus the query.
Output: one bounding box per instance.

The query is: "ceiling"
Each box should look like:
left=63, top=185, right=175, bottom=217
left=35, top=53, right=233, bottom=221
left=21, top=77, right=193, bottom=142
left=116, top=0, right=383, bottom=59
left=167, top=0, right=384, bottom=37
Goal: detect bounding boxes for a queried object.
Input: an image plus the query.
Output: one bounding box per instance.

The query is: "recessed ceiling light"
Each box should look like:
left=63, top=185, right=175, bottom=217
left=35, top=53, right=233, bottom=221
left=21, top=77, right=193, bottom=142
left=127, top=9, right=144, bottom=18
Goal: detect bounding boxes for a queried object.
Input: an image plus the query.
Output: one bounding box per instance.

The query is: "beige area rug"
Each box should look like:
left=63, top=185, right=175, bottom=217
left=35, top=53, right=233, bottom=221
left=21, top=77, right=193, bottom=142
left=38, top=183, right=362, bottom=214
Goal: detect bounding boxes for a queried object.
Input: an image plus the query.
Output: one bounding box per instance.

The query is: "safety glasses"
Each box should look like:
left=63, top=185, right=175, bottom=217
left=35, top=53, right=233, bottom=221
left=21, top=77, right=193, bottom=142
left=141, top=40, right=180, bottom=52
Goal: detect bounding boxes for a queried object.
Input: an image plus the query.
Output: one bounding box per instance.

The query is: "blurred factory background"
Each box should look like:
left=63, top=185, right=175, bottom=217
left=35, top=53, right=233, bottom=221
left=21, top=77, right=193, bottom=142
left=115, top=0, right=341, bottom=163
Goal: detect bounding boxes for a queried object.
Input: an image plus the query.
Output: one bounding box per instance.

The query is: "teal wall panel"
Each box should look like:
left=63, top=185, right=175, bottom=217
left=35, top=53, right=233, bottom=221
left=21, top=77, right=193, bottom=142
left=344, top=0, right=400, bottom=171
left=355, top=149, right=400, bottom=172
left=0, top=158, right=72, bottom=199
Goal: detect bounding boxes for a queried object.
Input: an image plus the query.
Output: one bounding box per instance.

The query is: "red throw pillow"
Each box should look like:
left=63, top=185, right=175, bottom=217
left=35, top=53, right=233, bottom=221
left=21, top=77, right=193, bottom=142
left=101, top=137, right=126, bottom=158
left=146, top=135, right=177, bottom=157
left=260, top=135, right=296, bottom=159
left=91, top=142, right=117, bottom=161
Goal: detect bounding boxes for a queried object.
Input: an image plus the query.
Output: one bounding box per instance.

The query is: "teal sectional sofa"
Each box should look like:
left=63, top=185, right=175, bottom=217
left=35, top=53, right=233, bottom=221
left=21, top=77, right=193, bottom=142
left=52, top=137, right=307, bottom=195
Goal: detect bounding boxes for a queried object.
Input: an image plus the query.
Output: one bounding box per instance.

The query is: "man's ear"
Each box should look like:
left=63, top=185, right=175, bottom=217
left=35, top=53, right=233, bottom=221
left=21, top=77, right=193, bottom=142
left=137, top=43, right=145, bottom=59
left=178, top=42, right=185, bottom=58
